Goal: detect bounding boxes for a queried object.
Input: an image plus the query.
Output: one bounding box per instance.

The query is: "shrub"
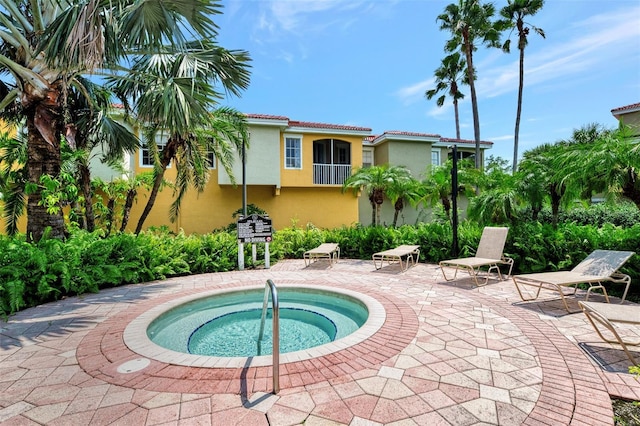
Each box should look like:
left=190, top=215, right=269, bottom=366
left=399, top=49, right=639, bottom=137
left=2, top=220, right=638, bottom=316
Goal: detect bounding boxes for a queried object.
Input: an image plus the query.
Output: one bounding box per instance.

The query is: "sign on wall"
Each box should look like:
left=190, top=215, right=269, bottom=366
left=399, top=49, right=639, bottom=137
left=237, top=214, right=273, bottom=243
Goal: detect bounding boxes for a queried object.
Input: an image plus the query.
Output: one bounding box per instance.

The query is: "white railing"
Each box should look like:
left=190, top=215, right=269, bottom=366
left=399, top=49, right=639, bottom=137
left=313, top=164, right=351, bottom=185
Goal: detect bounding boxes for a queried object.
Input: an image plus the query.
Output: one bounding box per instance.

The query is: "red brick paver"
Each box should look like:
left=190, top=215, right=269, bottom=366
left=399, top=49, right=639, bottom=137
left=1, top=259, right=638, bottom=425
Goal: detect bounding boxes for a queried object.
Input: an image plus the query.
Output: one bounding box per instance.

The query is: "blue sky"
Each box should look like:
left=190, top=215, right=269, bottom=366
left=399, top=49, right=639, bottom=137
left=216, top=0, right=640, bottom=165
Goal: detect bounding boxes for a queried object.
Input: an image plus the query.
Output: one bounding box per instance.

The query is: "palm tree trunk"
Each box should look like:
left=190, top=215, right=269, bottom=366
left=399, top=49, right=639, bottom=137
left=134, top=169, right=165, bottom=234
left=463, top=33, right=481, bottom=170
left=105, top=198, right=115, bottom=236
left=442, top=196, right=451, bottom=221
left=78, top=163, right=95, bottom=232
left=25, top=103, right=66, bottom=242
left=120, top=189, right=136, bottom=232
left=134, top=138, right=177, bottom=234
left=369, top=194, right=376, bottom=226
left=453, top=98, right=461, bottom=140
left=513, top=44, right=525, bottom=173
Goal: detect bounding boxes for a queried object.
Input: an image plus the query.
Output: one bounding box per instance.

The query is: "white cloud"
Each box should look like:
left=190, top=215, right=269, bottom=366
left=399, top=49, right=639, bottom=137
left=395, top=78, right=434, bottom=105
left=477, top=6, right=640, bottom=98
left=400, top=5, right=640, bottom=103
left=488, top=134, right=513, bottom=142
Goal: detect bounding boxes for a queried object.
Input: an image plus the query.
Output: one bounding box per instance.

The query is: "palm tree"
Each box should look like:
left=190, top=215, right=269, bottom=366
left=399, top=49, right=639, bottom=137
left=500, top=0, right=545, bottom=172
left=0, top=0, right=234, bottom=241
left=0, top=131, right=27, bottom=236
left=425, top=53, right=468, bottom=139
left=414, top=159, right=475, bottom=222
left=468, top=157, right=520, bottom=224
left=386, top=176, right=421, bottom=227
left=110, top=44, right=251, bottom=234
left=342, top=165, right=413, bottom=226
left=559, top=125, right=640, bottom=209
left=437, top=0, right=503, bottom=169
left=64, top=80, right=139, bottom=232
left=519, top=141, right=582, bottom=227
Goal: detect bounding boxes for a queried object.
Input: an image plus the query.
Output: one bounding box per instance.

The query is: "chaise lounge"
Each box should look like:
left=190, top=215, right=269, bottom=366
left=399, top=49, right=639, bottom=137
left=579, top=301, right=640, bottom=364
left=303, top=243, right=340, bottom=267
left=439, top=227, right=514, bottom=286
left=512, top=250, right=635, bottom=313
left=372, top=244, right=421, bottom=272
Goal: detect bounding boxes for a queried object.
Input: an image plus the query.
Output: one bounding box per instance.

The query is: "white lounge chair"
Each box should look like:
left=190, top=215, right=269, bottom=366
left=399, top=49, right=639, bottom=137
left=303, top=243, right=340, bottom=267
left=579, top=301, right=640, bottom=364
left=513, top=250, right=635, bottom=313
left=439, top=227, right=514, bottom=286
left=372, top=245, right=420, bottom=272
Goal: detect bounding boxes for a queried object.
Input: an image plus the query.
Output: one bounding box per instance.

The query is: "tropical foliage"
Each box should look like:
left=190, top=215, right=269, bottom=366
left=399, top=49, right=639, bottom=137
left=342, top=165, right=414, bottom=226
left=425, top=52, right=468, bottom=139
left=2, top=220, right=638, bottom=316
left=0, top=0, right=250, bottom=241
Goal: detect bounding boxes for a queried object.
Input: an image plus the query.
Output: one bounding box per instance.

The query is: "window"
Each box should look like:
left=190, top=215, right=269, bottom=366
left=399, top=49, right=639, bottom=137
left=285, top=136, right=302, bottom=169
left=206, top=151, right=216, bottom=169
left=362, top=150, right=373, bottom=168
left=431, top=149, right=440, bottom=166
left=141, top=133, right=167, bottom=167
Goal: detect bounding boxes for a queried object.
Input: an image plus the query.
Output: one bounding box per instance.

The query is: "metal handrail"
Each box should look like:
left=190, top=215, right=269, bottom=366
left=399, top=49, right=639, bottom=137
left=258, top=279, right=279, bottom=393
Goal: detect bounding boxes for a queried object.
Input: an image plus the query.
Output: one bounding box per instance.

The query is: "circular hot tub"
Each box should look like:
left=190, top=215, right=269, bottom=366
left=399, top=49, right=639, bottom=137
left=124, top=284, right=386, bottom=367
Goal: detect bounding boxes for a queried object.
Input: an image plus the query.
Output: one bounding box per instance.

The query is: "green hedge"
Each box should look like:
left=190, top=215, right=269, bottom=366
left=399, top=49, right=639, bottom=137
left=1, top=222, right=639, bottom=316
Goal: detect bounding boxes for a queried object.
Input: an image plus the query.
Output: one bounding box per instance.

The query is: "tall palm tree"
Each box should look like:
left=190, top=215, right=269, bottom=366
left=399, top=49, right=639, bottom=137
left=425, top=52, right=468, bottom=139
left=0, top=0, right=233, bottom=241
left=110, top=44, right=251, bottom=234
left=342, top=165, right=413, bottom=226
left=437, top=0, right=503, bottom=169
left=500, top=0, right=545, bottom=172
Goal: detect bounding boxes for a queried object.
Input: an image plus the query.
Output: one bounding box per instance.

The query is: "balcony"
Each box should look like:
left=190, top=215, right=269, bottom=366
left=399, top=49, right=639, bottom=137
left=313, top=163, right=351, bottom=185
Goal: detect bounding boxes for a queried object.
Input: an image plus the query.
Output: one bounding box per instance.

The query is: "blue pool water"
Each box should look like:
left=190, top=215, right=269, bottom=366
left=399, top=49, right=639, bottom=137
left=147, top=287, right=369, bottom=357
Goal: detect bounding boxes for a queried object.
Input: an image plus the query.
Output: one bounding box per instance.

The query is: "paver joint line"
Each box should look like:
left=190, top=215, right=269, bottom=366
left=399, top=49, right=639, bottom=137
left=2, top=259, right=636, bottom=426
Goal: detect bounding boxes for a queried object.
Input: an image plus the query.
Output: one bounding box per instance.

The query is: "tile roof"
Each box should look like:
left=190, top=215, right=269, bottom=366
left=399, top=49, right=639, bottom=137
left=245, top=113, right=290, bottom=121
left=440, top=137, right=493, bottom=146
left=382, top=130, right=441, bottom=138
left=288, top=120, right=371, bottom=132
left=611, top=102, right=640, bottom=113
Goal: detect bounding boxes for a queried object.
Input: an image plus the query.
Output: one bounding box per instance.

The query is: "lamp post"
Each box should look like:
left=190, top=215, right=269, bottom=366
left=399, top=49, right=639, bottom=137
left=242, top=140, right=247, bottom=217
left=450, top=145, right=459, bottom=258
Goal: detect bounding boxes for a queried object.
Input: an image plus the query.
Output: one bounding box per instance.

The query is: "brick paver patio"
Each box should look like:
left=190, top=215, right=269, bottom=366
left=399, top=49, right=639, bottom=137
left=1, top=259, right=639, bottom=425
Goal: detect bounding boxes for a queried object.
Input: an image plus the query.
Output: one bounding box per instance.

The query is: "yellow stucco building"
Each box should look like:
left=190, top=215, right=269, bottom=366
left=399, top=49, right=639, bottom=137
left=1, top=114, right=493, bottom=235
left=123, top=114, right=493, bottom=233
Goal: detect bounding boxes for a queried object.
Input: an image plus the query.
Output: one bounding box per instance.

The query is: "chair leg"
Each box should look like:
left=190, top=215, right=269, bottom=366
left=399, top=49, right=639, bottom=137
left=581, top=306, right=640, bottom=364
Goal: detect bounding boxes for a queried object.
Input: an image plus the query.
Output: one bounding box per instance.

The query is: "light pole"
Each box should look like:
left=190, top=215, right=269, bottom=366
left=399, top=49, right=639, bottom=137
left=450, top=145, right=459, bottom=258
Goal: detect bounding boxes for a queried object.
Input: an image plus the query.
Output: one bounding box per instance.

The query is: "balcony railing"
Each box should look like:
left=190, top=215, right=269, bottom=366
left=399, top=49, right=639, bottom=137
left=313, top=163, right=351, bottom=185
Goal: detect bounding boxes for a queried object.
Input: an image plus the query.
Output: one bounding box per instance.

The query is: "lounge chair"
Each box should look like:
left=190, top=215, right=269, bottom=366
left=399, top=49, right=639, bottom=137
left=372, top=244, right=420, bottom=272
left=303, top=243, right=340, bottom=267
left=579, top=301, right=640, bottom=364
left=439, top=227, right=514, bottom=286
left=513, top=250, right=635, bottom=313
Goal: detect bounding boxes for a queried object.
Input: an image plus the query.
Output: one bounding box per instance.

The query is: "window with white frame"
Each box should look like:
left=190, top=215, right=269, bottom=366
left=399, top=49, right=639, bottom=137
left=431, top=149, right=440, bottom=166
left=284, top=135, right=302, bottom=169
left=362, top=149, right=373, bottom=168
left=141, top=132, right=168, bottom=167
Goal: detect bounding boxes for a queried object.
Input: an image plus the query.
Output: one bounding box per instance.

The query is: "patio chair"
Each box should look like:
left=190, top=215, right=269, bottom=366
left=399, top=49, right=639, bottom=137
left=513, top=250, right=635, bottom=313
left=303, top=243, right=340, bottom=267
left=439, top=227, right=514, bottom=286
left=372, top=244, right=420, bottom=272
left=579, top=301, right=640, bottom=364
